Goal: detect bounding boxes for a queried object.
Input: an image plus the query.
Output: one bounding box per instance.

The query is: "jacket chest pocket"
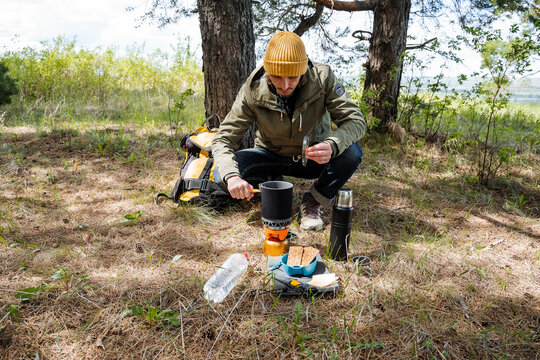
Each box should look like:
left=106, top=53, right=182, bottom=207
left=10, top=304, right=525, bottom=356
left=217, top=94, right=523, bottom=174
left=256, top=109, right=291, bottom=143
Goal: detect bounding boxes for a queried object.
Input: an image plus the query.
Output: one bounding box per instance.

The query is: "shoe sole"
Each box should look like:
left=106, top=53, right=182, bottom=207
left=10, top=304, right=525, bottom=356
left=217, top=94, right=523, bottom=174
left=300, top=224, right=323, bottom=231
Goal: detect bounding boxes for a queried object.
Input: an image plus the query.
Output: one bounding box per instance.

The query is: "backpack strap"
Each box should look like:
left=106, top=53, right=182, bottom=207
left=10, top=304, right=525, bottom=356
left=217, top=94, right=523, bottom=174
left=183, top=179, right=222, bottom=192
left=204, top=113, right=221, bottom=128
left=155, top=175, right=183, bottom=204
left=182, top=157, right=219, bottom=192
left=155, top=191, right=173, bottom=204
left=156, top=117, right=224, bottom=205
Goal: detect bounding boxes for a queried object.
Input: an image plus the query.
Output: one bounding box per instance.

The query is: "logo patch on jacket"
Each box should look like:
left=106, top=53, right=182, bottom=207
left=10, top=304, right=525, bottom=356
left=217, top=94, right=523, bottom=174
left=335, top=84, right=345, bottom=97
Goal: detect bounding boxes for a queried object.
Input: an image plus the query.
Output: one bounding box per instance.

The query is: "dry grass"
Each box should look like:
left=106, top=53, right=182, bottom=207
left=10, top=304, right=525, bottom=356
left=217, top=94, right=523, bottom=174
left=0, top=124, right=539, bottom=359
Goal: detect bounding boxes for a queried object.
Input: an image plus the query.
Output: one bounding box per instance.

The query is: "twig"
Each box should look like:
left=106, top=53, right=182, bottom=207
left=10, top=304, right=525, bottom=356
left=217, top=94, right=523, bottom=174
left=293, top=3, right=324, bottom=36
left=459, top=295, right=470, bottom=319
left=352, top=30, right=372, bottom=42
left=76, top=293, right=102, bottom=309
left=205, top=290, right=248, bottom=360
left=374, top=206, right=409, bottom=221
left=179, top=302, right=186, bottom=360
left=313, top=0, right=376, bottom=11
left=482, top=238, right=504, bottom=250
left=406, top=37, right=437, bottom=50
left=383, top=206, right=409, bottom=215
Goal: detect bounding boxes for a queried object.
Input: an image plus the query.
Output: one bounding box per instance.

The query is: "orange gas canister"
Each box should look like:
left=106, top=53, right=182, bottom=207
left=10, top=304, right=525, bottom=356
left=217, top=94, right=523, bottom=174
left=263, top=227, right=289, bottom=256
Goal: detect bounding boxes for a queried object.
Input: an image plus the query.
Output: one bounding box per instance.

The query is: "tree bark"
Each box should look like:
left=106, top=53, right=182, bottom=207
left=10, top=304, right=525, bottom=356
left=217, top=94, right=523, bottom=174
left=197, top=0, right=256, bottom=147
left=313, top=0, right=376, bottom=11
left=363, top=0, right=411, bottom=133
left=293, top=3, right=325, bottom=36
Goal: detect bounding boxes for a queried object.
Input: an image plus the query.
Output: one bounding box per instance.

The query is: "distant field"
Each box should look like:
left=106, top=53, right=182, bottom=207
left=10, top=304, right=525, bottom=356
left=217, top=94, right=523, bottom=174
left=407, top=77, right=540, bottom=105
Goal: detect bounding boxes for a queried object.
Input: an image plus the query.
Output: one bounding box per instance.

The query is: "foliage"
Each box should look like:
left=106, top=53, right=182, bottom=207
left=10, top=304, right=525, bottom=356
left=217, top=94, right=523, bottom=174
left=252, top=0, right=360, bottom=63
left=13, top=267, right=91, bottom=302
left=122, top=303, right=180, bottom=328
left=121, top=210, right=143, bottom=226
left=0, top=304, right=20, bottom=329
left=467, top=0, right=540, bottom=29
left=0, top=36, right=204, bottom=129
left=127, top=0, right=194, bottom=29
left=168, top=87, right=195, bottom=136
left=14, top=285, right=49, bottom=302
left=459, top=20, right=539, bottom=185
left=396, top=14, right=539, bottom=186
left=50, top=266, right=90, bottom=291
left=0, top=60, right=18, bottom=106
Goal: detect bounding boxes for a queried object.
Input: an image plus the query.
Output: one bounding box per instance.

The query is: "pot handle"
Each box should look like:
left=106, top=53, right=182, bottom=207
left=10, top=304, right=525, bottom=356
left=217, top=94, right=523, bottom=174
left=269, top=262, right=283, bottom=271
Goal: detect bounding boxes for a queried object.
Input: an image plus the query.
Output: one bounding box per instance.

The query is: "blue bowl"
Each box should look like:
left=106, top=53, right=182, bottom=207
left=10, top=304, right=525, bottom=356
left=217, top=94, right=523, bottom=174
left=281, top=253, right=317, bottom=276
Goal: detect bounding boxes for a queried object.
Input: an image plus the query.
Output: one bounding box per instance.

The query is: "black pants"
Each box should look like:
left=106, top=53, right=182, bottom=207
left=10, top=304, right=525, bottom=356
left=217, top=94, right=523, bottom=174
left=216, top=142, right=362, bottom=205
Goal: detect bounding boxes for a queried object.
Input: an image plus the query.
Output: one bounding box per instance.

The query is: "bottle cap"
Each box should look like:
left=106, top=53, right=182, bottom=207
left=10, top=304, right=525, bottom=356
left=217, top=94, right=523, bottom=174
left=335, top=189, right=353, bottom=208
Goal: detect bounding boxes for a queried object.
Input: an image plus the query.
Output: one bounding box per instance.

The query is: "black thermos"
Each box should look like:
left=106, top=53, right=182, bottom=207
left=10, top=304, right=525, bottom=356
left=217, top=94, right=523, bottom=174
left=329, top=189, right=353, bottom=261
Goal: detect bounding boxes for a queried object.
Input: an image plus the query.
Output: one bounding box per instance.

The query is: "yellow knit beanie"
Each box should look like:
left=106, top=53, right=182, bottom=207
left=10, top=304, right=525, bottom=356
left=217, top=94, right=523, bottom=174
left=263, top=32, right=308, bottom=77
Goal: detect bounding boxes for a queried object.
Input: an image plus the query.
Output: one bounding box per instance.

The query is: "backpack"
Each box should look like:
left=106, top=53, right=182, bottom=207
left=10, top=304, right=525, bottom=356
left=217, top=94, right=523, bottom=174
left=156, top=125, right=229, bottom=207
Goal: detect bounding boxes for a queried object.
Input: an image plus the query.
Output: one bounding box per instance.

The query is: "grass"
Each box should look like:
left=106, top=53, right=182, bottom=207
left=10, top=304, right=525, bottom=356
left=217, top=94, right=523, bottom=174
left=0, top=112, right=538, bottom=359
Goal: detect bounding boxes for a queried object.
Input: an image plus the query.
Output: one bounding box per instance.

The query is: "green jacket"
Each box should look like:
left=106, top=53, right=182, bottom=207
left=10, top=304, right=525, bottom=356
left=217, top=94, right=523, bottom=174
left=211, top=62, right=366, bottom=181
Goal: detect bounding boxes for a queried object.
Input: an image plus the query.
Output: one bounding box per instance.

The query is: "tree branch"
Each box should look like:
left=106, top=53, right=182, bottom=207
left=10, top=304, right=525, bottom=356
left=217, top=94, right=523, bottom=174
left=352, top=30, right=372, bottom=41
left=405, top=37, right=437, bottom=50
left=312, top=0, right=376, bottom=12
left=294, top=3, right=325, bottom=36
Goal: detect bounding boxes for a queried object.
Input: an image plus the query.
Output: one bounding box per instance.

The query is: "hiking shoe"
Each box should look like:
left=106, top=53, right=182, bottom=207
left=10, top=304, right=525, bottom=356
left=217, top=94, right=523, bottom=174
left=300, top=193, right=323, bottom=231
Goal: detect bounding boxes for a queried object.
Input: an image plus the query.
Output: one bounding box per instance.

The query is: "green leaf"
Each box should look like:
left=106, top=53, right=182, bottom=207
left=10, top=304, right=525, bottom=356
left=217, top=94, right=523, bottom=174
left=121, top=308, right=132, bottom=318
left=15, top=285, right=46, bottom=301
left=146, top=307, right=160, bottom=321
left=458, top=269, right=470, bottom=276
left=51, top=267, right=67, bottom=280
left=121, top=210, right=142, bottom=225
left=129, top=305, right=144, bottom=317
left=161, top=309, right=180, bottom=326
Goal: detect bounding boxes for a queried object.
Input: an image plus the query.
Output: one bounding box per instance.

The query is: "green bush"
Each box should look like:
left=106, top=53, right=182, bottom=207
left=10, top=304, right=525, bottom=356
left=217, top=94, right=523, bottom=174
left=0, top=36, right=204, bottom=128
left=0, top=60, right=18, bottom=106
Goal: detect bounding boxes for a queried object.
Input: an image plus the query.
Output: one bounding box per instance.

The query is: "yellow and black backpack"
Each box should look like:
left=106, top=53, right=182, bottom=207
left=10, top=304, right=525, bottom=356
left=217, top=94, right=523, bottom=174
left=156, top=125, right=229, bottom=207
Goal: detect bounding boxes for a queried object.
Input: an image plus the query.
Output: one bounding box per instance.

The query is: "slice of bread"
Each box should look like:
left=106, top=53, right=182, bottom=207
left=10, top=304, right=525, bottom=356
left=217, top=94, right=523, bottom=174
left=287, top=246, right=319, bottom=266
left=301, top=246, right=319, bottom=265
left=287, top=246, right=304, bottom=266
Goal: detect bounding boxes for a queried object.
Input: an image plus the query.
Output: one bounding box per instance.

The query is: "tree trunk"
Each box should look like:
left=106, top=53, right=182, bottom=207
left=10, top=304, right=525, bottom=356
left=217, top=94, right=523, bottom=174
left=197, top=0, right=256, bottom=147
left=363, top=0, right=411, bottom=133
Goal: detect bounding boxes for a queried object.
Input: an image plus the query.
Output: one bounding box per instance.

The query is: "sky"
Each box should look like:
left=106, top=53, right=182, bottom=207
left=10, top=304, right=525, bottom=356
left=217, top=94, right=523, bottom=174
left=1, top=0, right=537, bottom=80
left=1, top=0, right=201, bottom=57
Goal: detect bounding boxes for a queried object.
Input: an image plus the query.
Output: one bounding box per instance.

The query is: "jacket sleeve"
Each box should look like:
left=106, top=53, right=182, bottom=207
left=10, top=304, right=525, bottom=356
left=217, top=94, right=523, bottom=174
left=211, top=83, right=255, bottom=182
left=322, top=67, right=367, bottom=156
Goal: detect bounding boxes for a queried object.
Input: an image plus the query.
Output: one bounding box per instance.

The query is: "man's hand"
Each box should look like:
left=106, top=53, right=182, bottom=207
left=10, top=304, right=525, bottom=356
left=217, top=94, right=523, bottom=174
left=227, top=176, right=254, bottom=200
left=306, top=141, right=333, bottom=164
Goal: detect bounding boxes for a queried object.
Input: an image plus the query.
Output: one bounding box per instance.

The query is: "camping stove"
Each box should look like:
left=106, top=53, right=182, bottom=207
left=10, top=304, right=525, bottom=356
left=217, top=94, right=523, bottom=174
left=260, top=181, right=293, bottom=256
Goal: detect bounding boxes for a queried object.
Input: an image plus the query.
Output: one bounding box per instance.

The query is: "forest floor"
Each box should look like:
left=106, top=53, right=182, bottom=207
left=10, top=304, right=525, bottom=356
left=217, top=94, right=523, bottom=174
left=0, top=122, right=539, bottom=359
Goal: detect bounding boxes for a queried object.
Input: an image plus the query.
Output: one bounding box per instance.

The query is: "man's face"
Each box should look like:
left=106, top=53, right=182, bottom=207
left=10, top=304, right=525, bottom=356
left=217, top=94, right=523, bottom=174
left=268, top=75, right=301, bottom=97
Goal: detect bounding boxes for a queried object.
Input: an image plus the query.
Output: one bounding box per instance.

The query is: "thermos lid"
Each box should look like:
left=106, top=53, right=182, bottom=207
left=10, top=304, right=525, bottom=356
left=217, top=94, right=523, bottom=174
left=335, top=189, right=353, bottom=208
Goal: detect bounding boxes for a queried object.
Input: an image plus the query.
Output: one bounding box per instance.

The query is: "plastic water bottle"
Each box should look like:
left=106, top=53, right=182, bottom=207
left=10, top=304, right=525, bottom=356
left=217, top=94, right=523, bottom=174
left=203, top=253, right=248, bottom=303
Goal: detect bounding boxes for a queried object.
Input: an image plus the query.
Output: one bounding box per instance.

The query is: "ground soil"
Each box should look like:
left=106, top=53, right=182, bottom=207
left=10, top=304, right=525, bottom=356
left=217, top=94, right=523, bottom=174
left=0, top=125, right=538, bottom=359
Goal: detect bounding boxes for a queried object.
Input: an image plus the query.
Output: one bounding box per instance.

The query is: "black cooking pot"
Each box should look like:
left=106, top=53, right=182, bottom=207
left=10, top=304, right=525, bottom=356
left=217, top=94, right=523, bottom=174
left=260, top=181, right=293, bottom=228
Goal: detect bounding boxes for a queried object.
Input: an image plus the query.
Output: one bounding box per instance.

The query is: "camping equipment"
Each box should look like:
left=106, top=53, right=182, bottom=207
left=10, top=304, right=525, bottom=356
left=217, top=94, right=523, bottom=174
left=328, top=188, right=353, bottom=261
left=261, top=181, right=293, bottom=256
